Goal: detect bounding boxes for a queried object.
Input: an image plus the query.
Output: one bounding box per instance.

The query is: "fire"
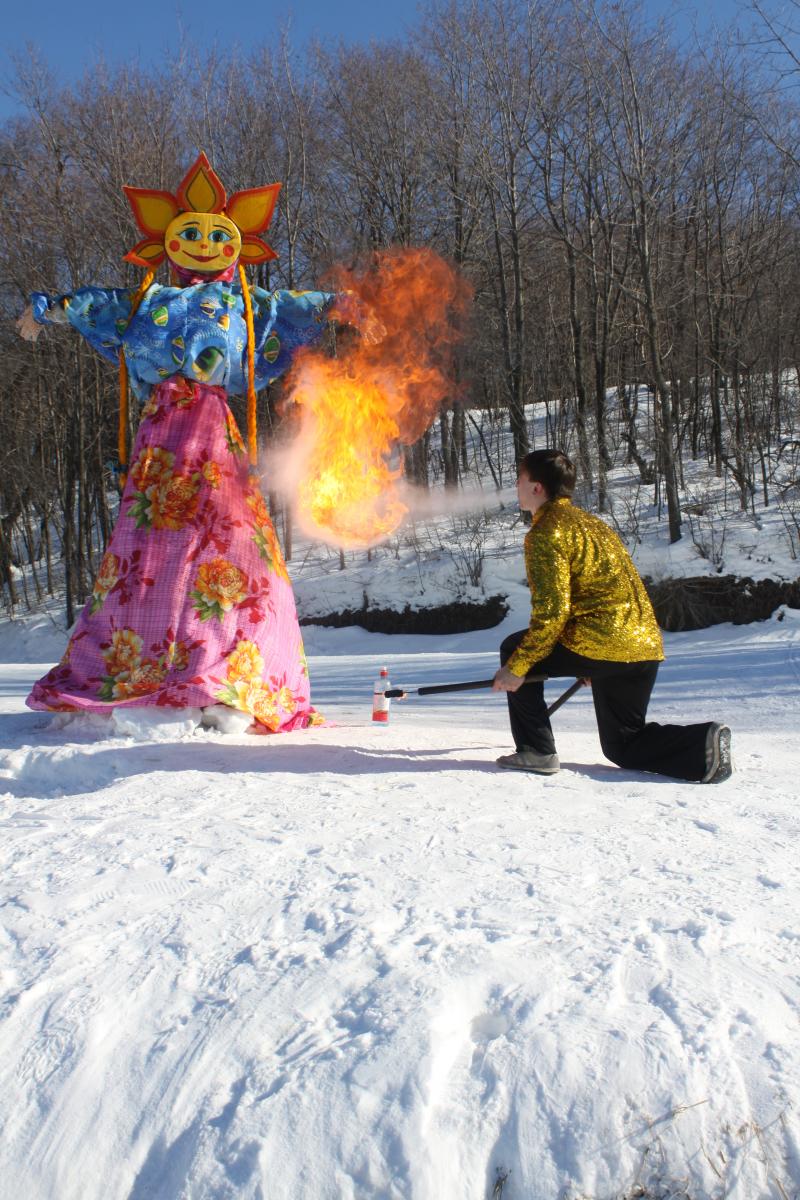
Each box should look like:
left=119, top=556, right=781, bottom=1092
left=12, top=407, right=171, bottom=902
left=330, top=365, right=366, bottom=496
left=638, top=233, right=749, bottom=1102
left=280, top=248, right=471, bottom=547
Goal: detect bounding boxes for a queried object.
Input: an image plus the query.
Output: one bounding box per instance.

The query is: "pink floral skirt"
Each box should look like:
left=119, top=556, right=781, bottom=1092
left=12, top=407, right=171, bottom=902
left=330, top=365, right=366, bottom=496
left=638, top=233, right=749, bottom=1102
left=27, top=378, right=320, bottom=732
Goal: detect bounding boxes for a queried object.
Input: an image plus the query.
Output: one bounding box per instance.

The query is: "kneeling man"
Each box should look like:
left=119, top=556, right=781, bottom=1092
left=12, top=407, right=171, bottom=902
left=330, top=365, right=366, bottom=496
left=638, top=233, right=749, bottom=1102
left=492, top=449, right=731, bottom=783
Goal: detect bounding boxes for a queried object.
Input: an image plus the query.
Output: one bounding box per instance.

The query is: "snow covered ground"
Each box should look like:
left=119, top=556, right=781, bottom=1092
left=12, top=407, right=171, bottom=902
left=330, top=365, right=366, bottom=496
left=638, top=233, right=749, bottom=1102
left=1, top=386, right=799, bottom=1197
left=1, top=597, right=800, bottom=1199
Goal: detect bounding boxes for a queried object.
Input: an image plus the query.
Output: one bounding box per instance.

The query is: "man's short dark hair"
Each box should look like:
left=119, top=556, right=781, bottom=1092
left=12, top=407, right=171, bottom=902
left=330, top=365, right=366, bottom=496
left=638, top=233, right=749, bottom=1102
left=518, top=449, right=576, bottom=499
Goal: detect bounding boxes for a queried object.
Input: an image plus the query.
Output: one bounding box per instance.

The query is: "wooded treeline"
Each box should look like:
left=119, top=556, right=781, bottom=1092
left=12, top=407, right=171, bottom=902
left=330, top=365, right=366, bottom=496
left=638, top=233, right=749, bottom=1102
left=2, top=0, right=800, bottom=615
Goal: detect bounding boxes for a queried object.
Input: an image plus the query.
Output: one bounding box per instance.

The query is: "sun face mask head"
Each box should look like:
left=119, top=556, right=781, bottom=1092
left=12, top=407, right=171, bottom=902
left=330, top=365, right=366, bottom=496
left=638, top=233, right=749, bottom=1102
left=123, top=152, right=281, bottom=284
left=163, top=211, right=242, bottom=274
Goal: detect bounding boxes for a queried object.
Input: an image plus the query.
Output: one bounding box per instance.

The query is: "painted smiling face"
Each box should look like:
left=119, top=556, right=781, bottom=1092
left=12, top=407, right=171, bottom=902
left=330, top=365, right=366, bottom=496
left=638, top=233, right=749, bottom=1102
left=164, top=211, right=242, bottom=273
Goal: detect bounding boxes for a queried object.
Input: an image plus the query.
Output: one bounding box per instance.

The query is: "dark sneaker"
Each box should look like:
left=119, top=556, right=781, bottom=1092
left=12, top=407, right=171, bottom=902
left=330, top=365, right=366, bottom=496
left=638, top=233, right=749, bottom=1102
left=496, top=748, right=560, bottom=775
left=702, top=724, right=732, bottom=784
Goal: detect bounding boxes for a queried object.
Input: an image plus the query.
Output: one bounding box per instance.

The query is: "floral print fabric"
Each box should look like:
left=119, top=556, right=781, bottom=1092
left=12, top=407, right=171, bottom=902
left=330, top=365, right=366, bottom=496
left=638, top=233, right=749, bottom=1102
left=28, top=379, right=320, bottom=732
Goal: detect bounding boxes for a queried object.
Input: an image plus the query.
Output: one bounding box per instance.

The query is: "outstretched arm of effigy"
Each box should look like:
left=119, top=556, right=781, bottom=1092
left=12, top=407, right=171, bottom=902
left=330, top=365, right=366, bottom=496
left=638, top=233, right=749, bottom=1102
left=19, top=288, right=138, bottom=361
left=248, top=287, right=337, bottom=386
left=250, top=287, right=336, bottom=329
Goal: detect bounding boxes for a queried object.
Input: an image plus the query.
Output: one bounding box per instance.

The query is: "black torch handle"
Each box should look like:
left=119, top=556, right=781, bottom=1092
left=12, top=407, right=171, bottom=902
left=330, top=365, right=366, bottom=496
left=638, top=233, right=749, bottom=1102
left=384, top=673, right=550, bottom=698
left=418, top=677, right=496, bottom=695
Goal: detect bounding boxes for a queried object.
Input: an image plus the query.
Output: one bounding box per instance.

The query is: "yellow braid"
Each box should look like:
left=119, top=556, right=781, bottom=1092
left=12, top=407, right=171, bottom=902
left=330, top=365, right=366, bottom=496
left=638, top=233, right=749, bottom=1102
left=238, top=263, right=258, bottom=469
left=118, top=269, right=155, bottom=488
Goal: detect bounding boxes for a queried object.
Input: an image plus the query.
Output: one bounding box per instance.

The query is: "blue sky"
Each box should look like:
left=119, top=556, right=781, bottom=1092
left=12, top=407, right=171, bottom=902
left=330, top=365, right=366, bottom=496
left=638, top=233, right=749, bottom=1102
left=0, top=0, right=756, bottom=123
left=0, top=0, right=415, bottom=120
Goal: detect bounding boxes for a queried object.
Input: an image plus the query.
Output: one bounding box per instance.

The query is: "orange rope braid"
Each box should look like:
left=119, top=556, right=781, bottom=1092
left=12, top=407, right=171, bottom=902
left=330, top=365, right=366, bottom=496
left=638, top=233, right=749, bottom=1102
left=238, top=263, right=258, bottom=469
left=118, top=269, right=155, bottom=488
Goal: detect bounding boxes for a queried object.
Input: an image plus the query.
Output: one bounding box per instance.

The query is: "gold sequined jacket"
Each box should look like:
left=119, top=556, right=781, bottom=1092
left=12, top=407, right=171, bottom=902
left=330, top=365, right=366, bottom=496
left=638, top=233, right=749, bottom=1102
left=506, top=498, right=664, bottom=675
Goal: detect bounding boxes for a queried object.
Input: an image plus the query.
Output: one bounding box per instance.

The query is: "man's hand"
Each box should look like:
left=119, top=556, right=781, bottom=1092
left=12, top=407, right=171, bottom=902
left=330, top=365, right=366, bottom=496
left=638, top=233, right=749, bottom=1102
left=492, top=665, right=526, bottom=693
left=16, top=306, right=42, bottom=342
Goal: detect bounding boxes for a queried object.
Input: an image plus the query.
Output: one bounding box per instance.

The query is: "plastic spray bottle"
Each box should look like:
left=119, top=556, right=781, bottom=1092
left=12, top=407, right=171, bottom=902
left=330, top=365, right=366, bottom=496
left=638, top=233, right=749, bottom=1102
left=372, top=666, right=391, bottom=723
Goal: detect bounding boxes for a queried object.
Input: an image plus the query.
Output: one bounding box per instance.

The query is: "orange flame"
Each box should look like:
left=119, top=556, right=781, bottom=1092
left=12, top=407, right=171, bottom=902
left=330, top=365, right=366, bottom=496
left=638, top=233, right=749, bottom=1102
left=281, top=248, right=471, bottom=548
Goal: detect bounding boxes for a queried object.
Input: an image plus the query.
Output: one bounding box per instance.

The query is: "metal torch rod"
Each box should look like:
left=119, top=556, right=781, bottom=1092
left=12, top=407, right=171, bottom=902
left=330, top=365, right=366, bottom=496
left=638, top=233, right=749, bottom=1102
left=384, top=674, right=546, bottom=698
left=543, top=677, right=586, bottom=716
left=383, top=674, right=587, bottom=715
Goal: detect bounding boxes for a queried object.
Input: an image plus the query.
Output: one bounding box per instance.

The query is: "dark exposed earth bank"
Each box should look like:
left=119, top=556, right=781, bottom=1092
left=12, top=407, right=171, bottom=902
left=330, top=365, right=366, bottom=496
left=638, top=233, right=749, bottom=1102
left=300, top=576, right=800, bottom=635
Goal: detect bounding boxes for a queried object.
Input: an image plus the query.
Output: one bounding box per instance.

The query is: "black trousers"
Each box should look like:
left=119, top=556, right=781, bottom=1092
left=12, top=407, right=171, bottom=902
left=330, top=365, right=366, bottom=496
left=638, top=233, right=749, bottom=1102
left=500, top=631, right=713, bottom=782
